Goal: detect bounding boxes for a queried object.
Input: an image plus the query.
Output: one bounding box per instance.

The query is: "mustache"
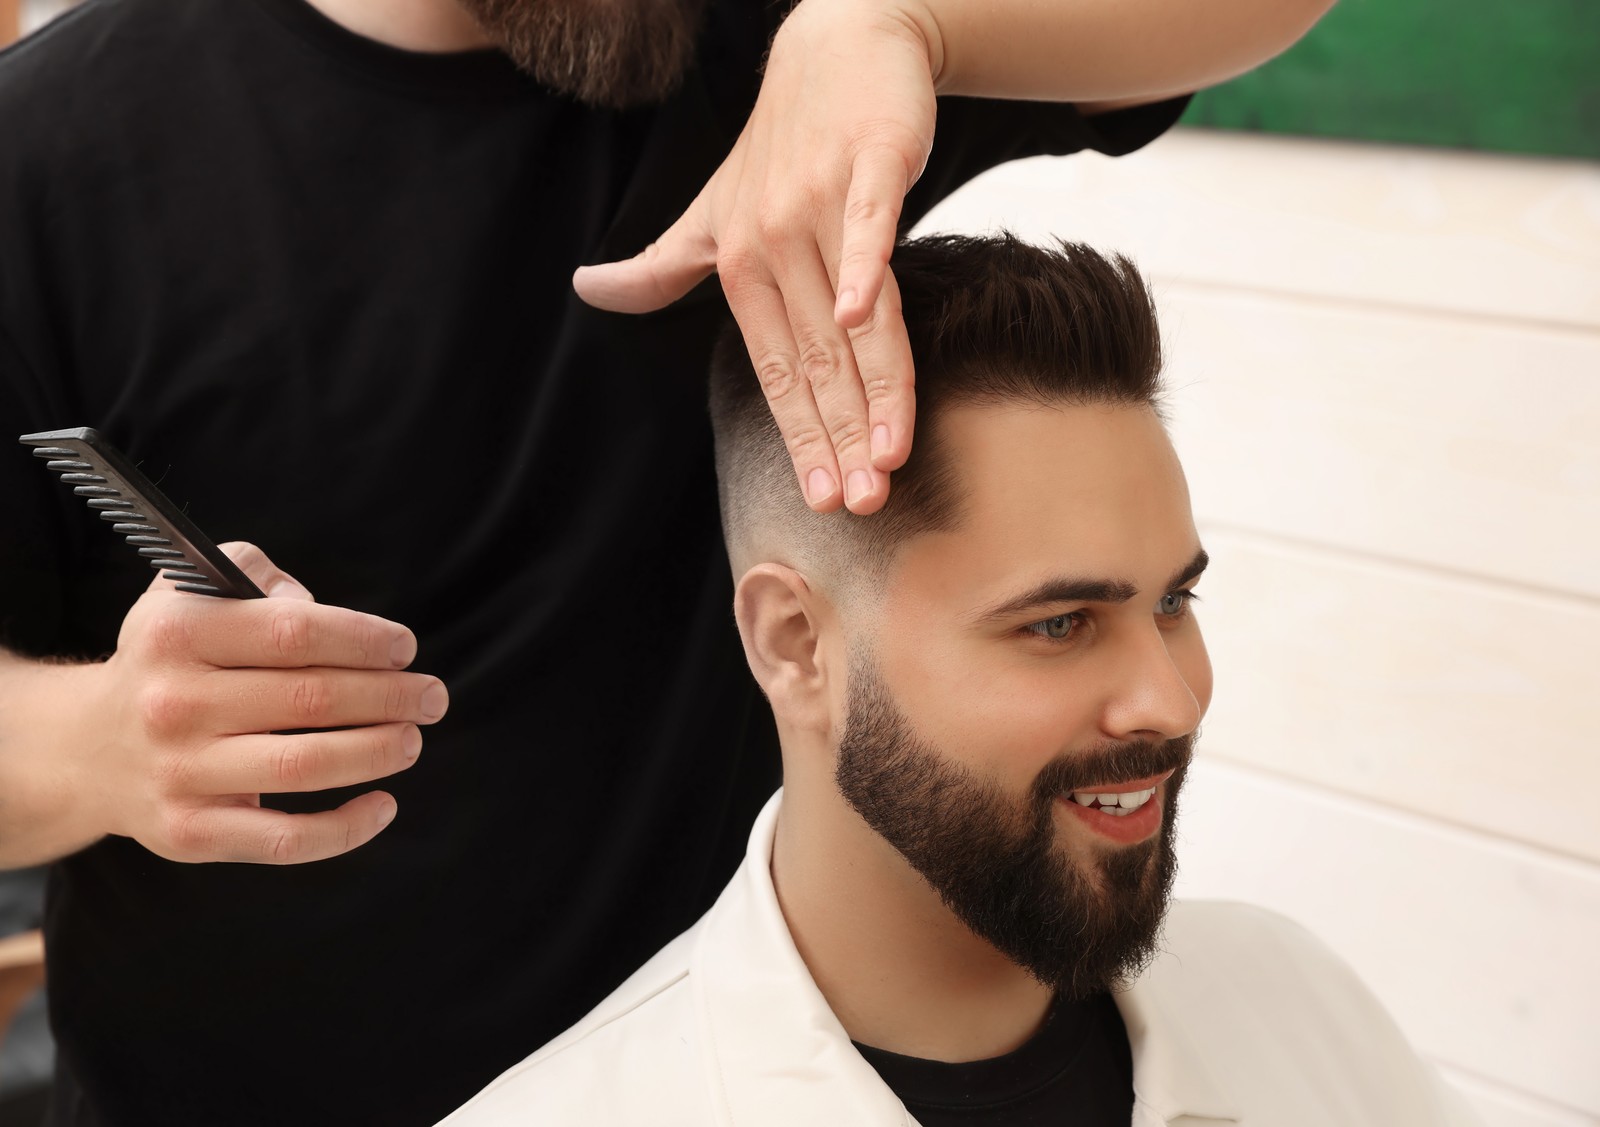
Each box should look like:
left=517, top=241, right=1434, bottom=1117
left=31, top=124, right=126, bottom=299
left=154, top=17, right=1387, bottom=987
left=1029, top=732, right=1195, bottom=803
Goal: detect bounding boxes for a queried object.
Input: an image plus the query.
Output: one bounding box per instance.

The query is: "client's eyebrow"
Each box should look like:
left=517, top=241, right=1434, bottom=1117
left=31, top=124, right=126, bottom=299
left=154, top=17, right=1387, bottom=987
left=971, top=546, right=1209, bottom=624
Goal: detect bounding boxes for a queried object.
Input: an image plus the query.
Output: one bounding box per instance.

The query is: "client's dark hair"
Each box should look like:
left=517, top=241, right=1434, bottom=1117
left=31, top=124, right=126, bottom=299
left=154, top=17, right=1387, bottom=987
left=709, top=233, right=1164, bottom=584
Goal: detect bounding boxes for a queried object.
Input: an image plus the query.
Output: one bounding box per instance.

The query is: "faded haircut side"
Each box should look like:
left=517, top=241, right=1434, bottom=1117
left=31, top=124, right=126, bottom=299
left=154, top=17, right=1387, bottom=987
left=708, top=233, right=1166, bottom=592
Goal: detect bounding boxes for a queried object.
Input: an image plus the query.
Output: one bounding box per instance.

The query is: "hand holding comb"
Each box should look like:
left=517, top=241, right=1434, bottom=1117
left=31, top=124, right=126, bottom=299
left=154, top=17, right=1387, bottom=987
left=19, top=427, right=264, bottom=598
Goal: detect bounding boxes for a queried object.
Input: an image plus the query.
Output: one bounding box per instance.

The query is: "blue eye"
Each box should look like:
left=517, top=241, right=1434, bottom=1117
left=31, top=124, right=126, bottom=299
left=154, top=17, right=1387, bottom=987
left=1159, top=590, right=1198, bottom=617
left=1026, top=613, right=1079, bottom=641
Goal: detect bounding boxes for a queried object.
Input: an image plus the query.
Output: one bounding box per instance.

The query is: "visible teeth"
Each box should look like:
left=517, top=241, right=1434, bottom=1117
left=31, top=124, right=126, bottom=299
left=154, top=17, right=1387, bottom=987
left=1067, top=787, right=1157, bottom=813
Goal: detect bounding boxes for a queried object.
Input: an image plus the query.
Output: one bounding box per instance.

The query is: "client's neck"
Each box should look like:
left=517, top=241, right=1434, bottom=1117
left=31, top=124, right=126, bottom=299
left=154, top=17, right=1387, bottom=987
left=304, top=0, right=493, bottom=53
left=771, top=778, right=1054, bottom=1062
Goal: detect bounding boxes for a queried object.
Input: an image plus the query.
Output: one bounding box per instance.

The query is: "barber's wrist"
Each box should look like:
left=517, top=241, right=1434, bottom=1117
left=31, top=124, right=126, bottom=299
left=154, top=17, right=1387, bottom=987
left=781, top=0, right=945, bottom=88
left=0, top=653, right=112, bottom=867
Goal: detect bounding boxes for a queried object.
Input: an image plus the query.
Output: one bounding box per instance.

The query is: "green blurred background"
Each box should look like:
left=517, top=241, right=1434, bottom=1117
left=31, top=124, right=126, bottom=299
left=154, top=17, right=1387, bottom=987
left=1181, top=0, right=1600, bottom=161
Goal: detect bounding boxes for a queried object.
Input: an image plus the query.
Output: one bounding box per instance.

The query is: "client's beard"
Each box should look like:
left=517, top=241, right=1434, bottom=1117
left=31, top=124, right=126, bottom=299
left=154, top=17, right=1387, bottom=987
left=835, top=661, right=1193, bottom=1000
left=457, top=0, right=711, bottom=109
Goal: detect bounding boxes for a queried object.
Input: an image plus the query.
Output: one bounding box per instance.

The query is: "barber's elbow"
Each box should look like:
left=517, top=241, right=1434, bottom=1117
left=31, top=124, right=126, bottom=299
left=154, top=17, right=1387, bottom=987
left=1291, top=0, right=1340, bottom=42
left=1240, top=0, right=1338, bottom=78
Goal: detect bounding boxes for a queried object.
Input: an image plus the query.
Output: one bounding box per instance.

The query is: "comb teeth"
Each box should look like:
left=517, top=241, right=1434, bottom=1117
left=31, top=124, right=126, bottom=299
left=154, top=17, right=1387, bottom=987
left=20, top=426, right=265, bottom=600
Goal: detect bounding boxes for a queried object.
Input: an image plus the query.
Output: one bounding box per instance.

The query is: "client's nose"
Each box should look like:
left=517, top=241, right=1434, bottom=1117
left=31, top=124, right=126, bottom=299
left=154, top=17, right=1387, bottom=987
left=1097, top=624, right=1206, bottom=742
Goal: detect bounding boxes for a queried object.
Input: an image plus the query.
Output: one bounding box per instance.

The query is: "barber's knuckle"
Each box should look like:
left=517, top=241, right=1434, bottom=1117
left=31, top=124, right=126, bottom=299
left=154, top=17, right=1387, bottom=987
left=161, top=805, right=210, bottom=859
left=369, top=727, right=398, bottom=777
left=752, top=353, right=800, bottom=402
left=797, top=338, right=844, bottom=387
left=274, top=737, right=315, bottom=790
left=288, top=675, right=332, bottom=725
left=141, top=608, right=194, bottom=662
left=826, top=416, right=870, bottom=454
left=269, top=607, right=312, bottom=664
left=715, top=245, right=763, bottom=289
left=753, top=206, right=799, bottom=250
left=224, top=541, right=266, bottom=572
left=351, top=621, right=383, bottom=668
left=385, top=677, right=415, bottom=724
left=781, top=421, right=831, bottom=461
left=264, top=824, right=304, bottom=865
left=138, top=681, right=190, bottom=740
left=848, top=119, right=924, bottom=161
left=842, top=191, right=895, bottom=234
left=862, top=371, right=903, bottom=403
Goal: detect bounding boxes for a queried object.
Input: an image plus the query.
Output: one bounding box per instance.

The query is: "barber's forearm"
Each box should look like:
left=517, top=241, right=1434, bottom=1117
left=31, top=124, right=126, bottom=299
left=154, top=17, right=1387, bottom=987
left=893, top=0, right=1335, bottom=103
left=0, top=648, right=106, bottom=869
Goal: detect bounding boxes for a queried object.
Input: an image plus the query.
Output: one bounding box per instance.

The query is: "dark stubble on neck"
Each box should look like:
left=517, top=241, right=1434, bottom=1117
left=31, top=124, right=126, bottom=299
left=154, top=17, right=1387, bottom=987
left=836, top=662, right=1193, bottom=1000
left=456, top=0, right=712, bottom=109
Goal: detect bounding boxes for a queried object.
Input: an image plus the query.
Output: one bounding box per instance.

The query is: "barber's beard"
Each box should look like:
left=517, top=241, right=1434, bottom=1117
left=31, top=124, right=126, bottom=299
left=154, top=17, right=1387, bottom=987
left=835, top=661, right=1193, bottom=1001
left=456, top=0, right=710, bottom=109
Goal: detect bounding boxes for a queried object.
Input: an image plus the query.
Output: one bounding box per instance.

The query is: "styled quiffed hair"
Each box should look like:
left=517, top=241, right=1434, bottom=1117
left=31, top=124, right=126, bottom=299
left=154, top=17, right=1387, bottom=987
left=709, top=233, right=1165, bottom=587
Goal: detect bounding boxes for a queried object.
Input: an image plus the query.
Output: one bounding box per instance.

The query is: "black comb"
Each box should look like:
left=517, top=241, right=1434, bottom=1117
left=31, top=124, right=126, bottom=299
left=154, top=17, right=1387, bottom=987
left=19, top=427, right=264, bottom=599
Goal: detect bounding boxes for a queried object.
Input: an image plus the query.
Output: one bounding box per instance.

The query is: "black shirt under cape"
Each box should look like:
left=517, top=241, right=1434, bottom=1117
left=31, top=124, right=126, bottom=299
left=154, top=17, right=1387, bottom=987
left=857, top=992, right=1135, bottom=1126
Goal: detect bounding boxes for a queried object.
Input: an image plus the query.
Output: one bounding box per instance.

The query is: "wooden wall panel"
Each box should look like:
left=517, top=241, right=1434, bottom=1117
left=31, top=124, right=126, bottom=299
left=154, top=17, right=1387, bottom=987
left=1191, top=529, right=1600, bottom=863
left=1173, top=759, right=1600, bottom=1117
left=1161, top=288, right=1600, bottom=600
left=1442, top=1066, right=1600, bottom=1127
left=914, top=131, right=1600, bottom=330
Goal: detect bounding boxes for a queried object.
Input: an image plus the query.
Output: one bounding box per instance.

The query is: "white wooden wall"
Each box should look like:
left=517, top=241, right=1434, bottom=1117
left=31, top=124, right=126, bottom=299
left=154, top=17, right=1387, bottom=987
left=914, top=129, right=1600, bottom=1126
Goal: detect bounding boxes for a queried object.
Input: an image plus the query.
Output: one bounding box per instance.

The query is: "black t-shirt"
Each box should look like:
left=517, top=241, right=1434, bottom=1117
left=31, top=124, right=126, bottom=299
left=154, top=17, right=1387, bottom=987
left=0, top=1, right=1186, bottom=1123
left=856, top=993, right=1135, bottom=1126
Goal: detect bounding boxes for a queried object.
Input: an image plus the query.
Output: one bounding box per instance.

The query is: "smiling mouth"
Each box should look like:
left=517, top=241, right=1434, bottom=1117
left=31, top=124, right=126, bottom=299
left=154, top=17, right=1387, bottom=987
left=1061, top=770, right=1175, bottom=818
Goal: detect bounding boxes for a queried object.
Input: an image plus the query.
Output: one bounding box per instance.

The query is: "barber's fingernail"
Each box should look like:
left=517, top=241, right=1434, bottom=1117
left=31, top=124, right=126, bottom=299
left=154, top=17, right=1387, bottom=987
left=420, top=682, right=449, bottom=721
left=871, top=425, right=890, bottom=461
left=390, top=634, right=417, bottom=668
left=806, top=468, right=835, bottom=505
left=846, top=470, right=873, bottom=507
left=376, top=799, right=397, bottom=828
left=836, top=287, right=858, bottom=315
left=402, top=725, right=423, bottom=762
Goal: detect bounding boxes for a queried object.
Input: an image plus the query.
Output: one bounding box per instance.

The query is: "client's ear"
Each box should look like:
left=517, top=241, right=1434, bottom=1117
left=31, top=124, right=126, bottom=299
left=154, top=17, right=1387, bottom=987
left=734, top=563, right=833, bottom=733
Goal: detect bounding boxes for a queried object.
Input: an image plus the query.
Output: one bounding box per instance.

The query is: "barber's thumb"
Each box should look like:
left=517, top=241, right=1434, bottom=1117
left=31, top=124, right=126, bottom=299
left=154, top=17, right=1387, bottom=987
left=573, top=204, right=718, bottom=314
left=573, top=249, right=699, bottom=314
left=218, top=541, right=315, bottom=602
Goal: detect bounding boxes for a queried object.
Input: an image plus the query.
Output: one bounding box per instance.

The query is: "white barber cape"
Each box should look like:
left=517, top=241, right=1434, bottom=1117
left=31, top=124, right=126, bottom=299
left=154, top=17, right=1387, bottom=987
left=439, top=793, right=1480, bottom=1127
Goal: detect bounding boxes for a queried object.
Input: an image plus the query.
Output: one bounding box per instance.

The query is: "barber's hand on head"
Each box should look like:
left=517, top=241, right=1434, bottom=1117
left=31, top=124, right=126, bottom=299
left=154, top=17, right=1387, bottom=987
left=573, top=0, right=939, bottom=516
left=70, top=542, right=447, bottom=865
